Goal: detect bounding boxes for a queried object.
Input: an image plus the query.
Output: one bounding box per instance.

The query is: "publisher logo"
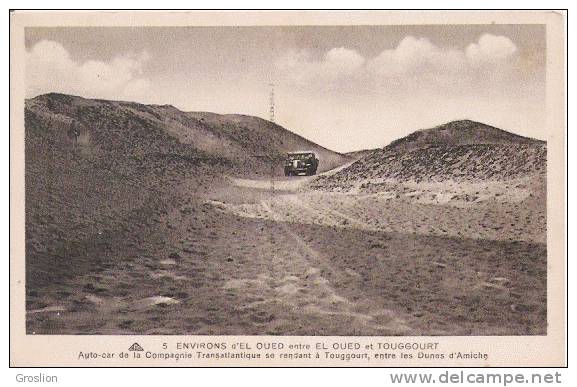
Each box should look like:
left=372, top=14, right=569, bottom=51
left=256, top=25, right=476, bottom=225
left=128, top=343, right=144, bottom=352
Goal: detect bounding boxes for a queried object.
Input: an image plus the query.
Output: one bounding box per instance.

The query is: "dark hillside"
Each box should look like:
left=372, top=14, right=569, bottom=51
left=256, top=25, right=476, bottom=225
left=313, top=120, right=546, bottom=191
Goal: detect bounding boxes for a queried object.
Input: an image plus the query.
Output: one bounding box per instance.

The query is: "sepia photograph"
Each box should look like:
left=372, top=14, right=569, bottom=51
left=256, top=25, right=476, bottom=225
left=9, top=10, right=566, bottom=367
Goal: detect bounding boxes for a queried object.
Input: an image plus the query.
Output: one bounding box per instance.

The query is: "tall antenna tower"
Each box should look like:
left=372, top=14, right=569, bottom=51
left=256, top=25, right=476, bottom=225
left=269, top=83, right=275, bottom=123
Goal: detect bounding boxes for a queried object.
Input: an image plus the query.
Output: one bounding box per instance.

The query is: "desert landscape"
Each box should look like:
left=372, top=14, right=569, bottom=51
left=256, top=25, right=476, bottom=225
left=25, top=93, right=547, bottom=336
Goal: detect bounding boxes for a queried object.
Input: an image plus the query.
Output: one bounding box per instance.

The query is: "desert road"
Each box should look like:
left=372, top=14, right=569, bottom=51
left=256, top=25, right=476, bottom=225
left=27, top=166, right=546, bottom=336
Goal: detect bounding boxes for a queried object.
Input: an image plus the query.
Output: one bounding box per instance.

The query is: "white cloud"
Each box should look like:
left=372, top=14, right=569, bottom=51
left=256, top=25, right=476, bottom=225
left=369, top=36, right=467, bottom=77
left=466, top=34, right=518, bottom=65
left=26, top=40, right=151, bottom=100
left=275, top=47, right=365, bottom=85
left=276, top=34, right=519, bottom=90
left=323, top=47, right=366, bottom=74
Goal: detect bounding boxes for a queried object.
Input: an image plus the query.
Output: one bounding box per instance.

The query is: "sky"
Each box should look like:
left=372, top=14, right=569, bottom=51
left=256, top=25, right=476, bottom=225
left=25, top=25, right=546, bottom=152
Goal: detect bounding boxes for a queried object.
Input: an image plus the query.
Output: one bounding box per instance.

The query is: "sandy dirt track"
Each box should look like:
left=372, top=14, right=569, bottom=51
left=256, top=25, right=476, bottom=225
left=27, top=169, right=546, bottom=336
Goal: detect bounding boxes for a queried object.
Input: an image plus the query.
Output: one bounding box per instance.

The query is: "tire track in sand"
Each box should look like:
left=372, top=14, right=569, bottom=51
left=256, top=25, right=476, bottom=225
left=291, top=195, right=376, bottom=231
left=254, top=200, right=413, bottom=335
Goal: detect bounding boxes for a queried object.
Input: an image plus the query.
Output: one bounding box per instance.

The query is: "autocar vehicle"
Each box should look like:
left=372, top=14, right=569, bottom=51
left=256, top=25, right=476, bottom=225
left=284, top=151, right=319, bottom=176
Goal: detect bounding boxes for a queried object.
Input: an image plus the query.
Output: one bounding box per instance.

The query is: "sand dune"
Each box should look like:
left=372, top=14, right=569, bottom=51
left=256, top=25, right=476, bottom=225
left=24, top=95, right=546, bottom=336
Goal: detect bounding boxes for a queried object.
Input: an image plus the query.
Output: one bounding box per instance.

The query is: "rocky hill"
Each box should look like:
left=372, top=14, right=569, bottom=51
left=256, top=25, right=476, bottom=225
left=26, top=93, right=349, bottom=177
left=184, top=111, right=349, bottom=173
left=386, top=120, right=542, bottom=152
left=24, top=93, right=349, bottom=288
left=312, top=120, right=546, bottom=192
left=345, top=148, right=377, bottom=160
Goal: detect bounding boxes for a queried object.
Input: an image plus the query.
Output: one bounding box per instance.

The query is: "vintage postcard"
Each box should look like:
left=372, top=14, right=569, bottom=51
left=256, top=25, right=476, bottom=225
left=10, top=10, right=566, bottom=367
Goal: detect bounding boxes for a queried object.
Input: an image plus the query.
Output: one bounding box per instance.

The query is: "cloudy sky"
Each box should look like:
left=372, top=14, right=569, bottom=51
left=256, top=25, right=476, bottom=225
left=25, top=25, right=546, bottom=152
